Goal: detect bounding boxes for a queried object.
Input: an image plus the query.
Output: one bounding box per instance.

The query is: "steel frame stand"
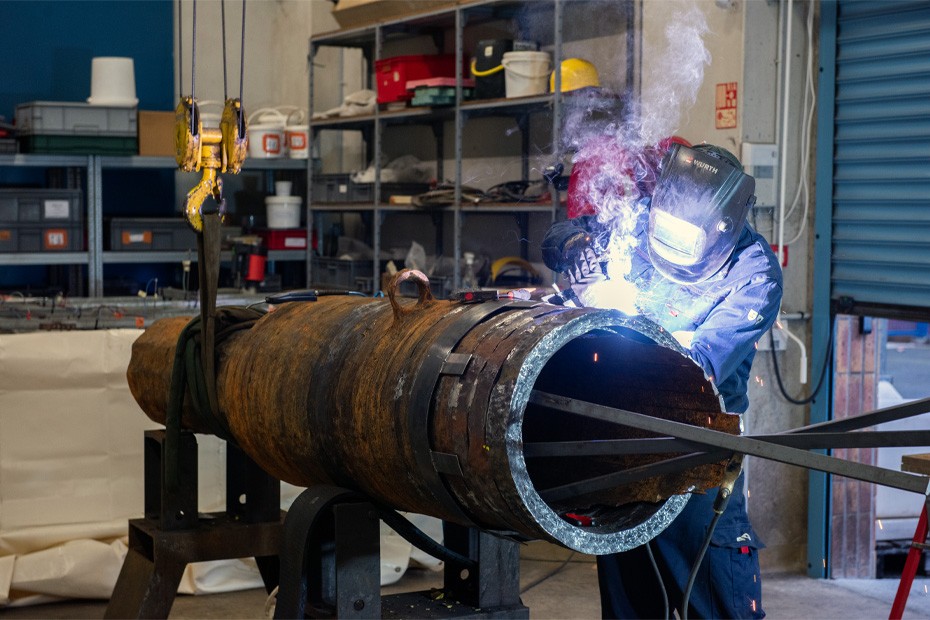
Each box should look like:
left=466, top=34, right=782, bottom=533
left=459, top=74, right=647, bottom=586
left=105, top=429, right=283, bottom=619
left=274, top=485, right=529, bottom=619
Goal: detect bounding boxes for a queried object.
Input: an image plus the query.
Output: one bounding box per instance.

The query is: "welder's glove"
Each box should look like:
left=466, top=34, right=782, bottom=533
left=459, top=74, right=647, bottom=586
left=562, top=232, right=607, bottom=285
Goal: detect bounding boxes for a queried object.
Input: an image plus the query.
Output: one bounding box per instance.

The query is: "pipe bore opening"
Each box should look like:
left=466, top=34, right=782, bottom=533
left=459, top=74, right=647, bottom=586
left=522, top=324, right=727, bottom=535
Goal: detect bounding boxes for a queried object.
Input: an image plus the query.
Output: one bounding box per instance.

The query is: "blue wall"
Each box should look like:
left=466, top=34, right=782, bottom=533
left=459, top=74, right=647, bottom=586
left=0, top=0, right=174, bottom=121
left=0, top=0, right=174, bottom=292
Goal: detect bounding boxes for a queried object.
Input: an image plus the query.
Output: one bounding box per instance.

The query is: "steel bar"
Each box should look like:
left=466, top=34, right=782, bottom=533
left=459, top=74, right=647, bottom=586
left=789, top=396, right=930, bottom=434
left=525, top=430, right=930, bottom=458
left=530, top=390, right=930, bottom=497
left=539, top=451, right=730, bottom=503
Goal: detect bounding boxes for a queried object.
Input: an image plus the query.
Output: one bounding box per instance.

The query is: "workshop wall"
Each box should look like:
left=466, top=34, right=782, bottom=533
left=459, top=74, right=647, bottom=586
left=0, top=0, right=173, bottom=121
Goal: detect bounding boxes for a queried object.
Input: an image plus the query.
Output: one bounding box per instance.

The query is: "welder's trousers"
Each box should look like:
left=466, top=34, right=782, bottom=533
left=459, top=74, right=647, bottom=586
left=596, top=474, right=765, bottom=619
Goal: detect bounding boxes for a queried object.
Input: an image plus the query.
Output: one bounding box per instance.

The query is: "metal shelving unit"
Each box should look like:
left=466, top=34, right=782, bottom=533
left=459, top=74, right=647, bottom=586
left=0, top=153, right=309, bottom=296
left=308, top=0, right=582, bottom=293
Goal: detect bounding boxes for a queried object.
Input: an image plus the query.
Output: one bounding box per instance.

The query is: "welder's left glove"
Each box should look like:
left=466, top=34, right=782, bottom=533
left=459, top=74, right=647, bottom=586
left=562, top=232, right=607, bottom=285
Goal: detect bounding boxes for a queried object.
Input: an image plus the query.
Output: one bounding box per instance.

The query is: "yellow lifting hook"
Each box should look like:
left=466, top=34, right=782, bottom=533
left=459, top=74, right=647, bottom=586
left=175, top=97, right=248, bottom=232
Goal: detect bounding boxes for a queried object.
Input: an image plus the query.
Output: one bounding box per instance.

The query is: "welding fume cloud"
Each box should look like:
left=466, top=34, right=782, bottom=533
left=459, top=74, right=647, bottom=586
left=557, top=1, right=711, bottom=315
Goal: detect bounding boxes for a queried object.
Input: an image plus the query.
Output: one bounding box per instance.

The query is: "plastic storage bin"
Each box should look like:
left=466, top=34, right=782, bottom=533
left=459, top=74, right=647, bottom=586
left=311, top=174, right=430, bottom=204
left=375, top=55, right=457, bottom=104
left=311, top=256, right=372, bottom=291
left=0, top=188, right=83, bottom=224
left=109, top=218, right=240, bottom=251
left=0, top=224, right=84, bottom=252
left=258, top=228, right=309, bottom=250
left=15, top=101, right=138, bottom=155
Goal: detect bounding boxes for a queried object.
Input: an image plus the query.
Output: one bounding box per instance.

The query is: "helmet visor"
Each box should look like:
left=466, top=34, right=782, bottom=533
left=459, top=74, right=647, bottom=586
left=648, top=144, right=755, bottom=283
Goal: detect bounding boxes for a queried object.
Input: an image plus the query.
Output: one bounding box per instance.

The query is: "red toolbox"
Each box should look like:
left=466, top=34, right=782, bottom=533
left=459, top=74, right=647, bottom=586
left=375, top=55, right=457, bottom=104
left=258, top=228, right=311, bottom=251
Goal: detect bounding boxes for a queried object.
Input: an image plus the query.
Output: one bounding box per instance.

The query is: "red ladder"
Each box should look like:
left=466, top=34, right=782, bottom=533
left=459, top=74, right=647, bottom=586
left=889, top=454, right=930, bottom=620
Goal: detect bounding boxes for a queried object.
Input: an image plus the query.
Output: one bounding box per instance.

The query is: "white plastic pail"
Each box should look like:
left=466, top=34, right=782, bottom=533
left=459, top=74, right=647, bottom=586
left=266, top=196, right=301, bottom=229
left=87, top=57, right=138, bottom=106
left=286, top=125, right=309, bottom=159
left=248, top=108, right=286, bottom=159
left=501, top=51, right=551, bottom=98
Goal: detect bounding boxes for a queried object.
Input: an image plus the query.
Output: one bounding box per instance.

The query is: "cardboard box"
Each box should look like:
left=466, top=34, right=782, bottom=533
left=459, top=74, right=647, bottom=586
left=137, top=110, right=175, bottom=157
left=331, top=0, right=455, bottom=29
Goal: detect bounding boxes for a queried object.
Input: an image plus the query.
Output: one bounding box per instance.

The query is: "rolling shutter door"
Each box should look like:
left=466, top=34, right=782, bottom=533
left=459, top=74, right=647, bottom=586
left=831, top=0, right=930, bottom=318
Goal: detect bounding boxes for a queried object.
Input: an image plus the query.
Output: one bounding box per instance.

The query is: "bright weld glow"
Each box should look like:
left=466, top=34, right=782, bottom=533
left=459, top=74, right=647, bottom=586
left=580, top=277, right=640, bottom=315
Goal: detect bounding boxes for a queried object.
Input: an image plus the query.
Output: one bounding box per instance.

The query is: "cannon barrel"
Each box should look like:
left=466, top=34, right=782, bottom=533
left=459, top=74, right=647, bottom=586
left=127, top=275, right=738, bottom=553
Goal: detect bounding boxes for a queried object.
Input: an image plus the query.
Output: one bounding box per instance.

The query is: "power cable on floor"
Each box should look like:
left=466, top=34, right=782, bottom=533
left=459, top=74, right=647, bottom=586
left=520, top=551, right=577, bottom=594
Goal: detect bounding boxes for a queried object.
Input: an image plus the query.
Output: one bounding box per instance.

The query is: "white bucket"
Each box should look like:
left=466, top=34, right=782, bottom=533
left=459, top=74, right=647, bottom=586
left=286, top=125, right=309, bottom=159
left=248, top=108, right=286, bottom=159
left=266, top=196, right=301, bottom=229
left=279, top=107, right=309, bottom=159
left=501, top=51, right=551, bottom=98
left=87, top=57, right=138, bottom=106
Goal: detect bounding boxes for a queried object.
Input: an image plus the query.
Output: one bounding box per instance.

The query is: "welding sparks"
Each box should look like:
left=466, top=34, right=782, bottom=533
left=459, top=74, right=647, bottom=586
left=751, top=599, right=757, bottom=613
left=878, top=519, right=883, bottom=530
left=822, top=558, right=826, bottom=568
left=754, top=375, right=765, bottom=387
left=594, top=352, right=599, bottom=363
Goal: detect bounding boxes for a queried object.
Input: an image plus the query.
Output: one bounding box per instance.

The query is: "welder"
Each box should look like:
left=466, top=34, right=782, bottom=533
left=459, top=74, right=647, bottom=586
left=542, top=142, right=783, bottom=619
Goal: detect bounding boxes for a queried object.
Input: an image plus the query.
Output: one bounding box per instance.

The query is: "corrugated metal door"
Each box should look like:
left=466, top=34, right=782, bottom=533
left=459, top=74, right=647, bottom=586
left=831, top=0, right=930, bottom=318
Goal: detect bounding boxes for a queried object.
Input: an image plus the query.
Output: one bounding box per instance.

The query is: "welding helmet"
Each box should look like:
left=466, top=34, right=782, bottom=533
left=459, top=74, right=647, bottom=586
left=647, top=143, right=756, bottom=284
left=550, top=58, right=600, bottom=93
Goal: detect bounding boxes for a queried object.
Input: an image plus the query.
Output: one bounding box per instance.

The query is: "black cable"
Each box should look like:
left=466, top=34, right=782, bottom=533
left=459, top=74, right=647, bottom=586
left=770, top=313, right=835, bottom=405
left=375, top=507, right=476, bottom=570
left=519, top=551, right=576, bottom=594
left=221, top=0, right=228, bottom=99
left=239, top=0, right=246, bottom=104
left=177, top=0, right=183, bottom=96
left=681, top=510, right=723, bottom=620
left=191, top=0, right=197, bottom=100
left=645, top=541, right=669, bottom=620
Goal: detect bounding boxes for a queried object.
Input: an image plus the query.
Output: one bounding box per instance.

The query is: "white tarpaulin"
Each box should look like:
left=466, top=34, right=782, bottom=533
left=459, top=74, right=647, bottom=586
left=0, top=328, right=440, bottom=607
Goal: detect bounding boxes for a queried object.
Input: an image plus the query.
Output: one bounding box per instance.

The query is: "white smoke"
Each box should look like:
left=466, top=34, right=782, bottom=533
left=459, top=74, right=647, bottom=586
left=637, top=3, right=711, bottom=145
left=563, top=1, right=710, bottom=314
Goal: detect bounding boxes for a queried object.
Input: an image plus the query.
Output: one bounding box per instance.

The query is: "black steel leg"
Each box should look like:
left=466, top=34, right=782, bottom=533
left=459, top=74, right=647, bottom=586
left=106, top=430, right=283, bottom=618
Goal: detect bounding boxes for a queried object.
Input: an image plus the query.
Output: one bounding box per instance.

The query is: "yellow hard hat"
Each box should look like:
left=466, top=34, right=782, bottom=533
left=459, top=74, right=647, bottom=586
left=550, top=58, right=600, bottom=93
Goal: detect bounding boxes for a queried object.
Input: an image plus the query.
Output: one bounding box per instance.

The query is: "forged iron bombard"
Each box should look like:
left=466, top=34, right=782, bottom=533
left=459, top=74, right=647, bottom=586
left=127, top=273, right=738, bottom=554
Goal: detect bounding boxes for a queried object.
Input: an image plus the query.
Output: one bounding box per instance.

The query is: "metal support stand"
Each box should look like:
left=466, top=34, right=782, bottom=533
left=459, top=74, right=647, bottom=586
left=105, top=430, right=283, bottom=619
left=274, top=485, right=529, bottom=619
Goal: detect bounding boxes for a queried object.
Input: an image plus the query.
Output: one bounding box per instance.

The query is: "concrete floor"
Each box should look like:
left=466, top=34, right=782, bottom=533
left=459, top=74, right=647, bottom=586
left=3, top=541, right=930, bottom=619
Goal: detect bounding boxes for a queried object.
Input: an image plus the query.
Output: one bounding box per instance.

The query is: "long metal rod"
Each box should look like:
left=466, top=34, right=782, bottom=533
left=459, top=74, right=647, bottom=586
left=790, top=395, right=930, bottom=434
left=525, top=430, right=930, bottom=458
left=529, top=391, right=930, bottom=499
left=539, top=451, right=729, bottom=503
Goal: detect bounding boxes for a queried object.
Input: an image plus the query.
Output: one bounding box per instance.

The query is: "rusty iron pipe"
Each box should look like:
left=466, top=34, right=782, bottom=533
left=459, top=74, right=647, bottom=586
left=127, top=271, right=738, bottom=553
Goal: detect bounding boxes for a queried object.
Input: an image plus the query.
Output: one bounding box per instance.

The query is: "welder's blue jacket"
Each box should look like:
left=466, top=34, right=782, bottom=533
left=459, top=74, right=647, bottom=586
left=542, top=210, right=783, bottom=619
left=541, top=212, right=784, bottom=414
